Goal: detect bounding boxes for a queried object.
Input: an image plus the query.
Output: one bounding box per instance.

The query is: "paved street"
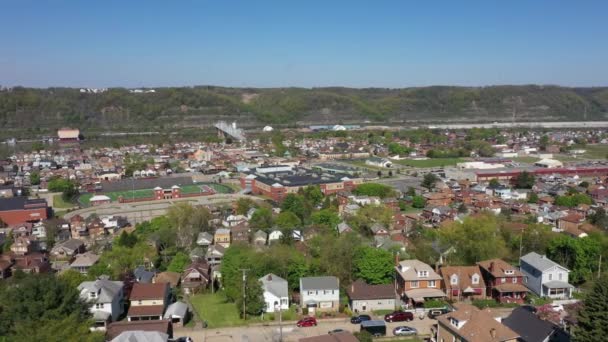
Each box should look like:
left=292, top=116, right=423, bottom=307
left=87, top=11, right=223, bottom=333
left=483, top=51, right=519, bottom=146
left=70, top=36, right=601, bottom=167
left=174, top=316, right=436, bottom=342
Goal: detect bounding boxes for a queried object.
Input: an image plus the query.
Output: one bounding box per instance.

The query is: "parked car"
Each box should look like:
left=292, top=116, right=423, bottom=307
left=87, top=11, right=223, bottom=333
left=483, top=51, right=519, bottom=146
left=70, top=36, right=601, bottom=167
left=551, top=304, right=564, bottom=312
left=297, top=317, right=317, bottom=327
left=350, top=314, right=372, bottom=324
left=329, top=328, right=345, bottom=334
left=384, top=311, right=414, bottom=322
left=428, top=308, right=450, bottom=319
left=393, top=326, right=417, bottom=336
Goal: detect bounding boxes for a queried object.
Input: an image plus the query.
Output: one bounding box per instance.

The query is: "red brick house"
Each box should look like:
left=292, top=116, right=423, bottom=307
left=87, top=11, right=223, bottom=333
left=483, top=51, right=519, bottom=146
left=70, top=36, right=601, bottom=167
left=439, top=266, right=487, bottom=301
left=477, top=259, right=528, bottom=304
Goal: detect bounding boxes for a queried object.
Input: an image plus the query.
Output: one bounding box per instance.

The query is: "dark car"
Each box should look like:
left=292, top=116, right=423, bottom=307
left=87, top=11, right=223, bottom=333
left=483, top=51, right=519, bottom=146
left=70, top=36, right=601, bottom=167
left=329, top=328, right=346, bottom=334
left=428, top=308, right=451, bottom=319
left=384, top=311, right=414, bottom=322
left=351, top=314, right=372, bottom=324
left=297, top=317, right=317, bottom=327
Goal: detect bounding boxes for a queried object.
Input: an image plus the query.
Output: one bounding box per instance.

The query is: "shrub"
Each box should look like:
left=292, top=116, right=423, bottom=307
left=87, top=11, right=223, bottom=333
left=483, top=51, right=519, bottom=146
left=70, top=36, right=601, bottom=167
left=424, top=299, right=449, bottom=309
left=472, top=299, right=499, bottom=309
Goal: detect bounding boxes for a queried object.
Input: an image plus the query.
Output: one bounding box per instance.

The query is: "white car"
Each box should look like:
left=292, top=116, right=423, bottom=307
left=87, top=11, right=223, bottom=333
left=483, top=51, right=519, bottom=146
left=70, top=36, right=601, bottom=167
left=551, top=304, right=564, bottom=312
left=393, top=326, right=417, bottom=336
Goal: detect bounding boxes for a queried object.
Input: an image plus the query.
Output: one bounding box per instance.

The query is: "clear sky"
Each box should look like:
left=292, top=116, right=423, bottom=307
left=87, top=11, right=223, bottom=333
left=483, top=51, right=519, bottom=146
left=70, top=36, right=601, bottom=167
left=1, top=0, right=607, bottom=88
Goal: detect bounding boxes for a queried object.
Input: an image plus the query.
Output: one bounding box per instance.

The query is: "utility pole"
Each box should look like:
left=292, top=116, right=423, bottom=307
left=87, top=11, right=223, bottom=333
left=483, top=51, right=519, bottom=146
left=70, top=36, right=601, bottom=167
left=598, top=254, right=602, bottom=279
left=276, top=303, right=283, bottom=342
left=241, top=269, right=249, bottom=320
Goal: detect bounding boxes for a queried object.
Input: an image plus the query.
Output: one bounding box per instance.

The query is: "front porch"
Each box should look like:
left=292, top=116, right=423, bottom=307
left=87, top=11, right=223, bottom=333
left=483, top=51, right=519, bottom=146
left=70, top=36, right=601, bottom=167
left=493, top=283, right=528, bottom=304
left=543, top=281, right=574, bottom=299
left=403, top=288, right=447, bottom=308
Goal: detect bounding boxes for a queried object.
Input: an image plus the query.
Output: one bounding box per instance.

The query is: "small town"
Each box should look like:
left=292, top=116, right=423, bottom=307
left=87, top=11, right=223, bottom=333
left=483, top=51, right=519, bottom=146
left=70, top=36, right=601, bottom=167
left=3, top=1, right=608, bottom=341
left=1, top=122, right=608, bottom=342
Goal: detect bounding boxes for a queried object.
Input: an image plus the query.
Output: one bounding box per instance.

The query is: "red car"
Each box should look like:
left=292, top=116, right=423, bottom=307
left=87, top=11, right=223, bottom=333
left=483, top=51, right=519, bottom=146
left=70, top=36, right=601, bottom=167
left=297, top=317, right=318, bottom=327
left=384, top=311, right=414, bottom=322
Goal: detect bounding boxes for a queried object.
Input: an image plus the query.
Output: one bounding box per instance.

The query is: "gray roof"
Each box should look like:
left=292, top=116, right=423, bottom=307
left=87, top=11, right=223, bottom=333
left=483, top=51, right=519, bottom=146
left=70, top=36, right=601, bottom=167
left=163, top=301, right=188, bottom=319
left=502, top=307, right=563, bottom=342
left=196, top=232, right=213, bottom=245
left=52, top=238, right=84, bottom=252
left=521, top=252, right=569, bottom=272
left=78, top=278, right=123, bottom=303
left=70, top=252, right=100, bottom=267
left=134, top=266, right=155, bottom=283
left=543, top=280, right=574, bottom=289
left=300, top=276, right=339, bottom=290
left=259, top=273, right=288, bottom=298
left=111, top=331, right=169, bottom=342
left=254, top=230, right=268, bottom=239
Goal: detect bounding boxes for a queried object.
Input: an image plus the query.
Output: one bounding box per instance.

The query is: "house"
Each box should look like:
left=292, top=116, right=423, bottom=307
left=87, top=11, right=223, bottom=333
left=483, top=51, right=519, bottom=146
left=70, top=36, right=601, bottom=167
left=336, top=222, right=353, bottom=234
left=50, top=238, right=85, bottom=260
left=369, top=223, right=389, bottom=236
left=69, top=252, right=99, bottom=274
left=181, top=262, right=210, bottom=295
left=205, top=244, right=225, bottom=265
left=433, top=303, right=519, bottom=342
left=502, top=306, right=570, bottom=342
left=300, top=276, right=340, bottom=314
left=520, top=252, right=573, bottom=299
left=299, top=331, right=359, bottom=342
left=439, top=266, right=487, bottom=301
left=134, top=265, right=156, bottom=283
left=127, top=282, right=171, bottom=321
left=346, top=279, right=396, bottom=313
left=106, top=320, right=173, bottom=341
left=11, top=253, right=51, bottom=274
left=231, top=223, right=250, bottom=244
left=196, top=231, right=213, bottom=247
left=260, top=273, right=289, bottom=313
left=111, top=331, right=169, bottom=342
left=395, top=259, right=445, bottom=307
left=78, top=277, right=125, bottom=330
left=214, top=228, right=231, bottom=248
left=477, top=259, right=528, bottom=304
left=0, top=259, right=12, bottom=279
left=11, top=236, right=34, bottom=255
left=163, top=301, right=189, bottom=328
left=268, top=229, right=284, bottom=243
left=0, top=197, right=49, bottom=226
left=557, top=213, right=586, bottom=237
left=90, top=195, right=111, bottom=206
left=253, top=230, right=268, bottom=245
left=423, top=192, right=453, bottom=207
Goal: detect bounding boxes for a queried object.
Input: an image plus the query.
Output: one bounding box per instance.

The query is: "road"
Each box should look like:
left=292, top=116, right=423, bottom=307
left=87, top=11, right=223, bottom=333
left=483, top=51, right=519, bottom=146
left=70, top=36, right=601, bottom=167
left=174, top=316, right=436, bottom=342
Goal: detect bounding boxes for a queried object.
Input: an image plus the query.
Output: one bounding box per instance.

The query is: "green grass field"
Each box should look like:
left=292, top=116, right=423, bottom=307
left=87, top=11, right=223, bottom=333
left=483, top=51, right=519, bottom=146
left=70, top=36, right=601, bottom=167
left=577, top=144, right=608, bottom=159
left=52, top=194, right=76, bottom=208
left=393, top=158, right=464, bottom=168
left=189, top=292, right=276, bottom=328
left=78, top=182, right=233, bottom=205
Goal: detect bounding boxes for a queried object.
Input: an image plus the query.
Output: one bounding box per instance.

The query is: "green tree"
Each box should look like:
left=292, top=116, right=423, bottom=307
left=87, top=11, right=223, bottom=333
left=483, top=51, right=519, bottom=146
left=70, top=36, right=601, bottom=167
left=235, top=198, right=255, bottom=216
left=310, top=209, right=340, bottom=229
left=489, top=178, right=500, bottom=188
left=11, top=314, right=103, bottom=342
left=116, top=231, right=138, bottom=248
left=280, top=194, right=310, bottom=222
left=58, top=269, right=88, bottom=289
left=554, top=193, right=593, bottom=208
left=309, top=232, right=362, bottom=285
left=31, top=141, right=44, bottom=152
left=589, top=207, right=608, bottom=229
left=29, top=171, right=40, bottom=185
left=528, top=192, right=539, bottom=204
left=249, top=207, right=274, bottom=230
left=352, top=183, right=396, bottom=199
left=275, top=211, right=301, bottom=230
left=87, top=242, right=157, bottom=279
left=438, top=214, right=508, bottom=265
left=0, top=274, right=92, bottom=337
left=166, top=203, right=211, bottom=248
left=353, top=247, right=394, bottom=284
left=514, top=171, right=535, bottom=189
left=421, top=173, right=439, bottom=190
left=547, top=235, right=601, bottom=284
left=346, top=205, right=393, bottom=236
left=235, top=276, right=265, bottom=317
left=573, top=275, right=608, bottom=341
left=167, top=251, right=190, bottom=273
left=539, top=135, right=550, bottom=151
left=221, top=244, right=257, bottom=302
left=411, top=195, right=426, bottom=208
left=302, top=185, right=324, bottom=207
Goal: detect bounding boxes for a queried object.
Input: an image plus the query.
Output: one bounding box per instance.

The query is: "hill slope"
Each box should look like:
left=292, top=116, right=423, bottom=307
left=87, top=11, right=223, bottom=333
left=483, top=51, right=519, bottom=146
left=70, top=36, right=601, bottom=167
left=1, top=85, right=607, bottom=132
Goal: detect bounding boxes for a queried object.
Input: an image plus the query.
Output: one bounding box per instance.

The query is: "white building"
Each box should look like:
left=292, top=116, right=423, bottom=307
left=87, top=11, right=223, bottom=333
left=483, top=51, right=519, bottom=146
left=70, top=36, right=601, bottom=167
left=520, top=252, right=573, bottom=299
left=534, top=159, right=563, bottom=169
left=78, top=277, right=124, bottom=330
left=299, top=276, right=340, bottom=314
left=260, top=273, right=289, bottom=313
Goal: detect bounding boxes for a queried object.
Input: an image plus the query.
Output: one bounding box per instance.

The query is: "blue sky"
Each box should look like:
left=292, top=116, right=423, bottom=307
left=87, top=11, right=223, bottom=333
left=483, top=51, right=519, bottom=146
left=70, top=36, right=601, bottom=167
left=1, top=0, right=607, bottom=88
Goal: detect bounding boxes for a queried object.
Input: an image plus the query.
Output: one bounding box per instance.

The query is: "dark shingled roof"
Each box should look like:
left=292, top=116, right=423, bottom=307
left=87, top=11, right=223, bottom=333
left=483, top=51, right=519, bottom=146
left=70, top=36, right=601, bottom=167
left=346, top=279, right=395, bottom=300
left=502, top=306, right=570, bottom=342
left=0, top=197, right=47, bottom=212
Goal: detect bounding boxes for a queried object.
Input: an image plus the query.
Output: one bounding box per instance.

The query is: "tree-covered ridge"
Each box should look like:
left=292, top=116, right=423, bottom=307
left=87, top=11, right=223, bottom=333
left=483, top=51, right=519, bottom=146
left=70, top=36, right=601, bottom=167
left=1, top=85, right=607, bottom=132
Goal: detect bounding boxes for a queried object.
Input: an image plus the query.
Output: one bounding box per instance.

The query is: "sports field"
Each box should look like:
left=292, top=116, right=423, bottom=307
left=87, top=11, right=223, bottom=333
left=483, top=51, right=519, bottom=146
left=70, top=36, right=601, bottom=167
left=79, top=183, right=233, bottom=205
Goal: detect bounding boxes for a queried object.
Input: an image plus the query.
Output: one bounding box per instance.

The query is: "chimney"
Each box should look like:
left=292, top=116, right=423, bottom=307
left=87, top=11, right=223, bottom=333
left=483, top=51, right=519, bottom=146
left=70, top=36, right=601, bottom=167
left=395, top=253, right=400, bottom=266
left=490, top=328, right=497, bottom=339
left=489, top=262, right=495, bottom=272
left=267, top=274, right=272, bottom=281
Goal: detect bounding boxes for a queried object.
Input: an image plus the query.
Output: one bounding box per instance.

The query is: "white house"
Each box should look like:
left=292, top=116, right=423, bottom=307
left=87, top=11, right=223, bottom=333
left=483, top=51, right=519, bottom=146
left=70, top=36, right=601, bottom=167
left=268, top=230, right=283, bottom=243
left=520, top=252, right=574, bottom=299
left=78, top=277, right=124, bottom=330
left=260, top=273, right=289, bottom=313
left=299, top=276, right=340, bottom=314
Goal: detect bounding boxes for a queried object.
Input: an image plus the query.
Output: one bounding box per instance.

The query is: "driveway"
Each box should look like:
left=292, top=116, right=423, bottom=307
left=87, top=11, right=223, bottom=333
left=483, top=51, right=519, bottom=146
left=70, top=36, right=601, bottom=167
left=174, top=315, right=436, bottom=342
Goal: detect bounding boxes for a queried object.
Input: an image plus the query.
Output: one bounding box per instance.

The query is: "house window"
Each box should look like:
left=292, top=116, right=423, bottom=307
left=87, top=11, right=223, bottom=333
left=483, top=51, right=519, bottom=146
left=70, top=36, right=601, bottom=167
left=559, top=273, right=563, bottom=280
left=95, top=303, right=103, bottom=309
left=429, top=280, right=436, bottom=288
left=450, top=275, right=458, bottom=285
left=501, top=278, right=506, bottom=283
left=549, top=274, right=553, bottom=281
left=308, top=291, right=313, bottom=295
left=524, top=276, right=528, bottom=283
left=512, top=277, right=517, bottom=284
left=505, top=270, right=514, bottom=275
left=411, top=281, right=419, bottom=288
left=90, top=292, right=97, bottom=298
left=281, top=299, right=288, bottom=305
left=418, top=270, right=429, bottom=278
left=472, top=275, right=479, bottom=284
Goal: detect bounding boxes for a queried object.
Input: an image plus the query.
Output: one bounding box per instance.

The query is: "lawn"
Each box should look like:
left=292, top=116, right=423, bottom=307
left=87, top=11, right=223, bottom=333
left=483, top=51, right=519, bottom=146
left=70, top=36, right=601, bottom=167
left=189, top=292, right=244, bottom=328
left=578, top=144, right=608, bottom=159
left=189, top=292, right=282, bottom=328
left=393, top=158, right=464, bottom=168
left=52, top=194, right=76, bottom=208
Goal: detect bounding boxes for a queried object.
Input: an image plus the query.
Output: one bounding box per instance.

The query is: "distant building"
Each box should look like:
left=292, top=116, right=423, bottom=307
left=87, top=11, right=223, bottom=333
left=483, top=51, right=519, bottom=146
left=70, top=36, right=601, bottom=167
left=0, top=197, right=49, bottom=226
left=57, top=128, right=80, bottom=142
